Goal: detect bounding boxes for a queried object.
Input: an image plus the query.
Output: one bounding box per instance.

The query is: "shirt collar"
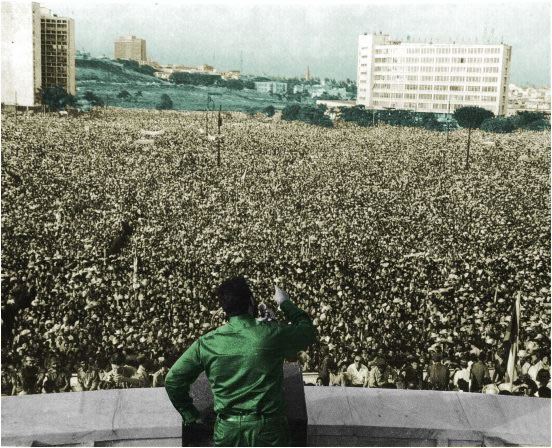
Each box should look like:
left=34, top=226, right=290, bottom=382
left=228, top=314, right=255, bottom=326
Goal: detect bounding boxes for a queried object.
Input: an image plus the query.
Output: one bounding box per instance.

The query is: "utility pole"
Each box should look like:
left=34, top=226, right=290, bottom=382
left=217, top=105, right=222, bottom=167
left=446, top=95, right=451, bottom=143
left=206, top=93, right=213, bottom=136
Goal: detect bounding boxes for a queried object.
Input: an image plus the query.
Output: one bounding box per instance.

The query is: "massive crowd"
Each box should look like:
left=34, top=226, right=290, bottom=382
left=1, top=108, right=550, bottom=397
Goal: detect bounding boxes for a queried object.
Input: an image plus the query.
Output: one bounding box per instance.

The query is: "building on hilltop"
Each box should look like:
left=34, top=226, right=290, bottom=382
left=508, top=84, right=551, bottom=116
left=357, top=32, right=511, bottom=115
left=153, top=63, right=233, bottom=81
left=1, top=1, right=75, bottom=107
left=114, top=35, right=147, bottom=64
left=40, top=7, right=75, bottom=96
left=221, top=70, right=240, bottom=80
left=254, top=81, right=287, bottom=94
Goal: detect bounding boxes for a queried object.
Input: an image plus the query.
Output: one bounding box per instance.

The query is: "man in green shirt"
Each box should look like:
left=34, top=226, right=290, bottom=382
left=165, top=277, right=316, bottom=447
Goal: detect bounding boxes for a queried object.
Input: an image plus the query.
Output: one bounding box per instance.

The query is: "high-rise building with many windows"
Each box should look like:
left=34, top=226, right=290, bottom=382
left=40, top=7, right=76, bottom=96
left=357, top=33, right=512, bottom=116
left=114, top=35, right=147, bottom=63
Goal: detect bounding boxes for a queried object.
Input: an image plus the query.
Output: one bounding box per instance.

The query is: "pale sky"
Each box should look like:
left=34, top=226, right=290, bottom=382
left=39, top=0, right=550, bottom=85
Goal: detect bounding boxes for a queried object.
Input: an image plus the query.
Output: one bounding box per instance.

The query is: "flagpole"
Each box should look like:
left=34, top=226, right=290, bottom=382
left=217, top=105, right=222, bottom=167
left=506, top=292, right=521, bottom=390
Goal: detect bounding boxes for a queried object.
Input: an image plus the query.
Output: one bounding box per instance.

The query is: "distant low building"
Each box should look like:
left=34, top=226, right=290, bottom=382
left=154, top=63, right=220, bottom=80
left=222, top=70, right=240, bottom=80
left=197, top=64, right=215, bottom=73
left=255, top=81, right=287, bottom=94
left=507, top=83, right=550, bottom=115
left=308, top=85, right=347, bottom=99
left=316, top=99, right=356, bottom=119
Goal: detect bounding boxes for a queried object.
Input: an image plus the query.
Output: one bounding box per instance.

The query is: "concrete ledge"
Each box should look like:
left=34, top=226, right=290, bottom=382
left=305, top=387, right=551, bottom=446
left=2, top=386, right=550, bottom=446
left=1, top=388, right=182, bottom=446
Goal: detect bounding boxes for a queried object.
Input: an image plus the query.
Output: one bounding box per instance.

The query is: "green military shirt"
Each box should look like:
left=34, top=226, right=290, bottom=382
left=165, top=300, right=316, bottom=423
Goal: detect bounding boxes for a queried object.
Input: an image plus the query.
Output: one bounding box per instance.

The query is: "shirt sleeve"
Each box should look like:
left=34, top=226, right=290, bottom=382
left=165, top=340, right=203, bottom=424
left=278, top=300, right=316, bottom=358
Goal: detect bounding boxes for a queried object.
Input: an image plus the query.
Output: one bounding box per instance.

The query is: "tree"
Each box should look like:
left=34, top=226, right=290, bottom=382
left=282, top=104, right=302, bottom=121
left=480, top=117, right=516, bottom=134
left=224, top=79, right=244, bottom=90
left=170, top=72, right=221, bottom=86
left=40, top=86, right=76, bottom=111
left=117, top=90, right=131, bottom=100
left=135, top=91, right=143, bottom=97
left=453, top=106, right=494, bottom=170
left=282, top=104, right=333, bottom=127
left=83, top=91, right=104, bottom=107
left=516, top=111, right=547, bottom=128
left=157, top=93, right=173, bottom=110
left=339, top=105, right=375, bottom=127
left=524, top=118, right=550, bottom=131
left=263, top=105, right=276, bottom=117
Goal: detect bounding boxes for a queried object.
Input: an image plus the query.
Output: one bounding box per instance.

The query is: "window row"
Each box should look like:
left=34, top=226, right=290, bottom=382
left=371, top=84, right=499, bottom=92
left=372, top=92, right=496, bottom=102
left=372, top=74, right=498, bottom=83
left=373, top=65, right=501, bottom=73
left=405, top=47, right=501, bottom=54
left=374, top=57, right=501, bottom=65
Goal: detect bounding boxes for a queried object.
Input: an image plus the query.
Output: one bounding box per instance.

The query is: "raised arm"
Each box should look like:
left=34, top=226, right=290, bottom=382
left=274, top=286, right=316, bottom=358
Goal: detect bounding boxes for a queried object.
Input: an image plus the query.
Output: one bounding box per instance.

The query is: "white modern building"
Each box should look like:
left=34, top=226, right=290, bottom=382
left=357, top=32, right=512, bottom=115
left=1, top=2, right=42, bottom=107
left=1, top=1, right=75, bottom=107
left=254, top=81, right=287, bottom=94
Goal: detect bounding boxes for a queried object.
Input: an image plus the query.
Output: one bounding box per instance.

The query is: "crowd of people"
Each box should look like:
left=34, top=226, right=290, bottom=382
left=1, top=108, right=550, bottom=398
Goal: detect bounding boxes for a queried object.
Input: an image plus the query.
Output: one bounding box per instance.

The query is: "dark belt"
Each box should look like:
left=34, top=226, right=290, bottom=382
left=218, top=411, right=282, bottom=423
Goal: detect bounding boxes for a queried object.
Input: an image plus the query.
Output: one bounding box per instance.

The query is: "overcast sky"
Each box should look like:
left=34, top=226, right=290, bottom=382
left=41, top=0, right=550, bottom=86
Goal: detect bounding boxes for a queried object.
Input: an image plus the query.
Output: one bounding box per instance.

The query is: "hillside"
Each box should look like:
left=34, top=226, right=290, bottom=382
left=75, top=58, right=311, bottom=112
left=76, top=58, right=164, bottom=84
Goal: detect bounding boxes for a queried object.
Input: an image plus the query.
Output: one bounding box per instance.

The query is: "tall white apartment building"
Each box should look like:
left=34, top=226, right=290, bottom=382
left=357, top=33, right=512, bottom=116
left=1, top=2, right=42, bottom=107
left=1, top=2, right=75, bottom=106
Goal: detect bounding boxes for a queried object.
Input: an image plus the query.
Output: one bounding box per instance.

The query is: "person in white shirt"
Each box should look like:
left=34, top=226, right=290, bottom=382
left=528, top=352, right=544, bottom=383
left=517, top=350, right=531, bottom=376
left=347, top=355, right=369, bottom=387
left=453, top=359, right=470, bottom=387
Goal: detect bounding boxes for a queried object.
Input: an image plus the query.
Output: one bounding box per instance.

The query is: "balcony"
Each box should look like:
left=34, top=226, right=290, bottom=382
left=1, top=386, right=550, bottom=446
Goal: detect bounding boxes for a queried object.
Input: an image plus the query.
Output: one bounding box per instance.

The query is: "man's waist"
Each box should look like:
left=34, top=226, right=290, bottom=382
left=218, top=410, right=285, bottom=422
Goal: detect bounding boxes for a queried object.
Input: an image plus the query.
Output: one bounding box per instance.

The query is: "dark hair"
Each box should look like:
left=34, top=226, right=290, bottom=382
left=457, top=379, right=469, bottom=392
left=21, top=366, right=38, bottom=392
left=478, top=352, right=487, bottom=362
left=111, top=352, right=126, bottom=366
left=216, top=277, right=252, bottom=317
left=536, top=368, right=551, bottom=386
left=538, top=386, right=551, bottom=398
